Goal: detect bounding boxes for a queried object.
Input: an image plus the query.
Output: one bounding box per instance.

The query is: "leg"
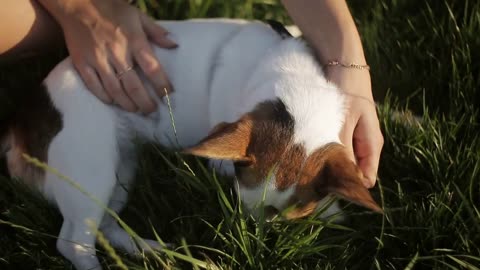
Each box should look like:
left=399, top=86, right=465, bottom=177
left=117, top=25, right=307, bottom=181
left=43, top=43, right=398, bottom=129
left=100, top=185, right=163, bottom=255
left=45, top=124, right=119, bottom=270
left=52, top=162, right=117, bottom=270
left=56, top=214, right=104, bottom=270
left=100, top=149, right=164, bottom=255
left=0, top=0, right=63, bottom=62
left=53, top=175, right=116, bottom=270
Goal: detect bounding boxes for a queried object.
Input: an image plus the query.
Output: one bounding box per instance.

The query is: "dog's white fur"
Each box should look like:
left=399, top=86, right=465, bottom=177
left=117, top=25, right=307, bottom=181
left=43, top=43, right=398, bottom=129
left=25, top=19, right=346, bottom=269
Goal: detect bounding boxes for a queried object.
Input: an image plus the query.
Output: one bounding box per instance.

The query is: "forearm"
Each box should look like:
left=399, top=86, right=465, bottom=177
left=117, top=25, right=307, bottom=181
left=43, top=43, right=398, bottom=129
left=281, top=0, right=366, bottom=65
left=281, top=1, right=382, bottom=185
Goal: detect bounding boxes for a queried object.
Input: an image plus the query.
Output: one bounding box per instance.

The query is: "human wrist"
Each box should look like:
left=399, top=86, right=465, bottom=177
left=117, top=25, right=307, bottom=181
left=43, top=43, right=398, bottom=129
left=310, top=23, right=367, bottom=66
left=325, top=64, right=373, bottom=100
left=324, top=60, right=370, bottom=71
left=37, top=0, right=99, bottom=26
left=37, top=0, right=71, bottom=22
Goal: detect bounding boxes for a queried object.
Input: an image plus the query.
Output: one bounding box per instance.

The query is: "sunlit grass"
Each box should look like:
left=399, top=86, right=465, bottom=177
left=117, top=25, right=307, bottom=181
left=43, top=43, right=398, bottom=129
left=1, top=0, right=479, bottom=269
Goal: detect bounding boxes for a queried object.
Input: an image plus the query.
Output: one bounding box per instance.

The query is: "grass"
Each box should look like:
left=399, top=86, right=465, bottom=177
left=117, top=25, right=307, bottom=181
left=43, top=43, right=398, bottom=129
left=0, top=0, right=479, bottom=269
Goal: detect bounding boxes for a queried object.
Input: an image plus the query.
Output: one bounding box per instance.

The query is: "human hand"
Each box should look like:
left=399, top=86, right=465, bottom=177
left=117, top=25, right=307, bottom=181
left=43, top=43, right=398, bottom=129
left=39, top=0, right=177, bottom=114
left=326, top=67, right=384, bottom=188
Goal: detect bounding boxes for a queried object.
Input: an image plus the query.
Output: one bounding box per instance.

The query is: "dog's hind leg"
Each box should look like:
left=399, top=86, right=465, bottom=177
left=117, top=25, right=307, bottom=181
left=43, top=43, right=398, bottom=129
left=46, top=125, right=119, bottom=270
left=100, top=149, right=165, bottom=255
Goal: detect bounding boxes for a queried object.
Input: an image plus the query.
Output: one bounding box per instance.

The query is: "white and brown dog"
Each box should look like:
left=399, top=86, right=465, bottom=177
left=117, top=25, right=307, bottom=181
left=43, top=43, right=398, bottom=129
left=1, top=19, right=381, bottom=269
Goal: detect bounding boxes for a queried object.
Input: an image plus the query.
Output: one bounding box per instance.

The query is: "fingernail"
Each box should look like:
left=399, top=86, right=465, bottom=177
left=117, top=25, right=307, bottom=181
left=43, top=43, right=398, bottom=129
left=161, top=85, right=173, bottom=95
left=102, top=96, right=113, bottom=104
left=166, top=39, right=178, bottom=48
left=363, top=177, right=375, bottom=188
left=142, top=110, right=153, bottom=116
left=163, top=33, right=178, bottom=48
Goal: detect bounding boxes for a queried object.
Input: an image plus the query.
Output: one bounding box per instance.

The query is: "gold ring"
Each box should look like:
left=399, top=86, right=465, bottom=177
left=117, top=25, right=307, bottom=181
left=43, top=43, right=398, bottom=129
left=116, top=66, right=133, bottom=79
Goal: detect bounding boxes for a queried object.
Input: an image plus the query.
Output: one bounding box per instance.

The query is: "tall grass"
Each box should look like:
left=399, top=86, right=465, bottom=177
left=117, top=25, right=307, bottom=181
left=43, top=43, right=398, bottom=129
left=1, top=0, right=479, bottom=269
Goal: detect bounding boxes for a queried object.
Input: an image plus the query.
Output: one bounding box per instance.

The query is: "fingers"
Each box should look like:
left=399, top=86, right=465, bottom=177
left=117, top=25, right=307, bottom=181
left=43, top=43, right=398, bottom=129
left=353, top=114, right=384, bottom=188
left=340, top=97, right=383, bottom=189
left=340, top=115, right=356, bottom=162
left=132, top=40, right=173, bottom=97
left=95, top=55, right=137, bottom=112
left=75, top=35, right=172, bottom=113
left=117, top=65, right=157, bottom=114
left=140, top=13, right=177, bottom=49
left=137, top=13, right=175, bottom=96
left=60, top=2, right=176, bottom=114
left=110, top=41, right=157, bottom=114
left=75, top=63, right=112, bottom=104
left=355, top=136, right=383, bottom=188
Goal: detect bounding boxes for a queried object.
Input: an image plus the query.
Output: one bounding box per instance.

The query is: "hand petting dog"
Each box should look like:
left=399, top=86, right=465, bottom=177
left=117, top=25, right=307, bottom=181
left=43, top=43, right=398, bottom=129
left=38, top=0, right=177, bottom=114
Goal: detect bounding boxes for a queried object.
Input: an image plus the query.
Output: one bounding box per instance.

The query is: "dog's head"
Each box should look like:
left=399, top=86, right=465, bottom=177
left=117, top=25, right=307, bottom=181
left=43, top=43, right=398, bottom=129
left=185, top=100, right=382, bottom=219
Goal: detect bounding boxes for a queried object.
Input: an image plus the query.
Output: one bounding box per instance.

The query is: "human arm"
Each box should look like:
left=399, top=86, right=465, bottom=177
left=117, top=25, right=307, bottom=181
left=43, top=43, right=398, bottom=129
left=0, top=0, right=63, bottom=61
left=281, top=0, right=384, bottom=188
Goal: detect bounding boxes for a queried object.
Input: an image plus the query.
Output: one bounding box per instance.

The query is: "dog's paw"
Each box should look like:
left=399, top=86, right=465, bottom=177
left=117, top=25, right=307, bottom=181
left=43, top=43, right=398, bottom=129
left=134, top=238, right=174, bottom=254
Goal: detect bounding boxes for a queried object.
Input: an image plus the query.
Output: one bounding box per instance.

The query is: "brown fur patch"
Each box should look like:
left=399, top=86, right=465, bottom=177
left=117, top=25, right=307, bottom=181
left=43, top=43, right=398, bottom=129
left=185, top=99, right=297, bottom=188
left=184, top=115, right=254, bottom=162
left=284, top=144, right=383, bottom=218
left=238, top=100, right=296, bottom=188
left=313, top=145, right=382, bottom=213
left=3, top=83, right=62, bottom=186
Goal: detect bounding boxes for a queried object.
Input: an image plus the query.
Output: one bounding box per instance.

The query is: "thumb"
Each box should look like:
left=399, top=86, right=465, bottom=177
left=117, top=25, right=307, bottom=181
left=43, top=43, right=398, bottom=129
left=140, top=13, right=178, bottom=48
left=355, top=142, right=381, bottom=188
left=353, top=115, right=384, bottom=188
left=340, top=115, right=356, bottom=163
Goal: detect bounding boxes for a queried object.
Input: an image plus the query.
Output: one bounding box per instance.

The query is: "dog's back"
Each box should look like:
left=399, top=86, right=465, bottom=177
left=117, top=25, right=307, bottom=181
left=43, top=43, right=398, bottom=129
left=1, top=19, right=287, bottom=192
left=141, top=19, right=285, bottom=146
left=41, top=20, right=284, bottom=149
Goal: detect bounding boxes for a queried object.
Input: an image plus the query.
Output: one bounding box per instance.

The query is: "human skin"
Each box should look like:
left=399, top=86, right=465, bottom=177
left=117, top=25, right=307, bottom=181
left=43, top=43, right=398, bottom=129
left=1, top=0, right=177, bottom=114
left=0, top=0, right=382, bottom=187
left=282, top=0, right=384, bottom=188
left=0, top=0, right=63, bottom=60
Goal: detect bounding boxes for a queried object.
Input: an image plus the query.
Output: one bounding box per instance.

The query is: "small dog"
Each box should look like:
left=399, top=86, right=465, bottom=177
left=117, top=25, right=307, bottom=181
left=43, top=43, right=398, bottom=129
left=1, top=19, right=381, bottom=269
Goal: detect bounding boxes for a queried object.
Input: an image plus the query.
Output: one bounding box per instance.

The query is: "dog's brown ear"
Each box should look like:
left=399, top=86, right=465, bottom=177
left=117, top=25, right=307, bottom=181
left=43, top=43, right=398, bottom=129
left=315, top=149, right=383, bottom=213
left=183, top=117, right=253, bottom=161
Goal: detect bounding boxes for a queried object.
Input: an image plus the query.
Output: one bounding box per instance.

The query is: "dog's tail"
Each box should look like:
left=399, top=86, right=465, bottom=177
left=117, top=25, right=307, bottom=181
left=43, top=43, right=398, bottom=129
left=0, top=84, right=62, bottom=186
left=0, top=87, right=15, bottom=157
left=0, top=121, right=11, bottom=156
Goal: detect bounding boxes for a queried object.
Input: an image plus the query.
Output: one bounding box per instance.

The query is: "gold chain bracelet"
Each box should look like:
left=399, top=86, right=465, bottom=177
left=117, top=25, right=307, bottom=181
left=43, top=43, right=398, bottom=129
left=325, top=60, right=370, bottom=70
